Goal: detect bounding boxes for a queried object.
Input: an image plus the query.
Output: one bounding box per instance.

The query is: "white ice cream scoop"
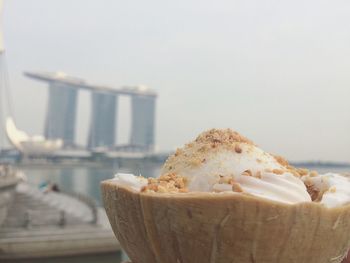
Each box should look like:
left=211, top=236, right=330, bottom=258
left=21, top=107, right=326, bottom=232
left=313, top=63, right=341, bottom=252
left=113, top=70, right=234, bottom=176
left=161, top=129, right=311, bottom=204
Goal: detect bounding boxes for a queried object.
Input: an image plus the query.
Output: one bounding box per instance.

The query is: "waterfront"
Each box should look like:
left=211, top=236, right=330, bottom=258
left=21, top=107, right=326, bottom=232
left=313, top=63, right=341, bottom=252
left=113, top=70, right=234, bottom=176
left=18, top=160, right=162, bottom=206
left=6, top=160, right=162, bottom=262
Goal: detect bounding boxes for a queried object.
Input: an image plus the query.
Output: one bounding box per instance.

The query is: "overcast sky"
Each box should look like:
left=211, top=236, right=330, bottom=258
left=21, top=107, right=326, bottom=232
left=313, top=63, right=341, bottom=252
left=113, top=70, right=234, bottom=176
left=2, top=0, right=350, bottom=162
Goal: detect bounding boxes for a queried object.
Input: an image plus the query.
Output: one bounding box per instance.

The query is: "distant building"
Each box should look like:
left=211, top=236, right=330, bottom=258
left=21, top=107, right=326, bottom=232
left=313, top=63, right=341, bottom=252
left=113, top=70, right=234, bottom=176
left=25, top=72, right=157, bottom=152
left=130, top=94, right=156, bottom=151
left=45, top=82, right=78, bottom=147
left=88, top=92, right=117, bottom=149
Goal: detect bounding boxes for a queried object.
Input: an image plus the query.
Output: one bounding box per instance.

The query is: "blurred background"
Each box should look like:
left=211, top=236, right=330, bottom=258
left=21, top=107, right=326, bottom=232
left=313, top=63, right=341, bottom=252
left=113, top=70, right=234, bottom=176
left=1, top=0, right=350, bottom=262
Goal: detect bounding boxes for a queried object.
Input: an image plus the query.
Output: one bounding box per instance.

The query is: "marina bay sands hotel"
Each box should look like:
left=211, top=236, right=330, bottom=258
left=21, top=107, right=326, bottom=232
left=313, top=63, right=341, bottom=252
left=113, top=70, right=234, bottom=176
left=25, top=72, right=157, bottom=152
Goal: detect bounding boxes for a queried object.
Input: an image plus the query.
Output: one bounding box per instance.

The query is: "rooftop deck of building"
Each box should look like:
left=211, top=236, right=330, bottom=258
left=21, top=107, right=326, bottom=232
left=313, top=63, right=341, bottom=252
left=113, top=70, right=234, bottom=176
left=25, top=71, right=157, bottom=97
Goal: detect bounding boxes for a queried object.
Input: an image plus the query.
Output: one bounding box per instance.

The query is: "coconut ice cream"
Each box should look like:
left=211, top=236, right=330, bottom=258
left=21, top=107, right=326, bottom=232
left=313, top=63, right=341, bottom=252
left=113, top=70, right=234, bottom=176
left=159, top=129, right=312, bottom=204
left=113, top=129, right=350, bottom=208
left=102, top=129, right=350, bottom=263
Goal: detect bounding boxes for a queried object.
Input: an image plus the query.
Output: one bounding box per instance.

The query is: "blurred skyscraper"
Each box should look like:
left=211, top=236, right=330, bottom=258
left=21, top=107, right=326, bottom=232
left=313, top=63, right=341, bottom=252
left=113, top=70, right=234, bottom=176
left=88, top=92, right=117, bottom=149
left=130, top=94, right=156, bottom=151
left=45, top=82, right=78, bottom=147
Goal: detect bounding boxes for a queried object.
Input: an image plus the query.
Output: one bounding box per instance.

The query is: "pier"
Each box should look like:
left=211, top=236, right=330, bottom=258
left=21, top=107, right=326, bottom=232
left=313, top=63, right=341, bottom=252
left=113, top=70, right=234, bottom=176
left=0, top=183, right=120, bottom=260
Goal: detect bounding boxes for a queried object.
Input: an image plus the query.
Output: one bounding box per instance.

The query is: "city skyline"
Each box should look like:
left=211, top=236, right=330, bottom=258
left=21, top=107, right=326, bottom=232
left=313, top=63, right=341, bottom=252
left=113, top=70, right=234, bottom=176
left=3, top=0, right=350, bottom=162
left=25, top=71, right=157, bottom=151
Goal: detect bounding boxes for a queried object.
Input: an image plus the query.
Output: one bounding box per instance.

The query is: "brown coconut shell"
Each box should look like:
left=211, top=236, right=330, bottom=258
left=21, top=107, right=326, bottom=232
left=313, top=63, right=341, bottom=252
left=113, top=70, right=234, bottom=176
left=101, top=179, right=350, bottom=263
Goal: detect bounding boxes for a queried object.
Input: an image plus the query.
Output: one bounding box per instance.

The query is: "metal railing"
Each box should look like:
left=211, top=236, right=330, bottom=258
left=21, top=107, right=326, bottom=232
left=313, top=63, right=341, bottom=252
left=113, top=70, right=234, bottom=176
left=62, top=191, right=98, bottom=225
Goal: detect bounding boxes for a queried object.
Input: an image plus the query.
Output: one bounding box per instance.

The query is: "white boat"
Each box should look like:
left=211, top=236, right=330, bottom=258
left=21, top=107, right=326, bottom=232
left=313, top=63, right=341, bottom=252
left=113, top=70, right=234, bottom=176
left=5, top=117, right=63, bottom=156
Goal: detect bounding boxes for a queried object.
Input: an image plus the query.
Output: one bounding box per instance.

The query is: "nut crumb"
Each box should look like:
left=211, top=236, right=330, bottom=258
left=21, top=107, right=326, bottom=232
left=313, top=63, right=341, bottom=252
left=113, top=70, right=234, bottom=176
left=272, top=169, right=284, bottom=175
left=219, top=175, right=235, bottom=184
left=234, top=145, right=242, bottom=153
left=232, top=183, right=243, bottom=192
left=273, top=155, right=289, bottom=167
left=242, top=170, right=252, bottom=176
left=310, top=171, right=318, bottom=177
left=141, top=173, right=188, bottom=193
left=297, top=168, right=309, bottom=176
left=255, top=171, right=262, bottom=179
left=329, top=186, right=336, bottom=193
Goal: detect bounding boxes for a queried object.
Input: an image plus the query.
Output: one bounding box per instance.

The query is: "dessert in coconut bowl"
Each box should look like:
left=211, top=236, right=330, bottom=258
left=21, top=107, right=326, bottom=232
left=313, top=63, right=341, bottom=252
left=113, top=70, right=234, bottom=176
left=101, top=129, right=350, bottom=263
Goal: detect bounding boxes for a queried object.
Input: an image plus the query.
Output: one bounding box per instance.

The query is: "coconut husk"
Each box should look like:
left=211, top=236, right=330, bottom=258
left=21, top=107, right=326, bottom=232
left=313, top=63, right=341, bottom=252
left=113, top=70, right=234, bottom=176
left=102, top=180, right=350, bottom=263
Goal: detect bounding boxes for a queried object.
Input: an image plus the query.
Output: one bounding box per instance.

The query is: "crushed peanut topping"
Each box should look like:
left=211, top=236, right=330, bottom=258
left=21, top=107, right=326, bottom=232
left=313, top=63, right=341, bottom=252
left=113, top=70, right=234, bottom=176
left=304, top=179, right=325, bottom=202
left=162, top=128, right=317, bottom=180
left=271, top=155, right=319, bottom=178
left=195, top=129, right=254, bottom=146
left=272, top=169, right=284, bottom=175
left=328, top=186, right=337, bottom=193
left=216, top=175, right=243, bottom=192
left=273, top=155, right=289, bottom=167
left=234, top=144, right=242, bottom=154
left=218, top=175, right=235, bottom=184
left=141, top=173, right=188, bottom=193
left=155, top=128, right=327, bottom=199
left=162, top=129, right=254, bottom=173
left=306, top=185, right=320, bottom=201
left=297, top=168, right=309, bottom=176
left=232, top=183, right=243, bottom=192
left=310, top=171, right=318, bottom=177
left=218, top=175, right=243, bottom=193
left=242, top=170, right=253, bottom=176
left=255, top=171, right=262, bottom=178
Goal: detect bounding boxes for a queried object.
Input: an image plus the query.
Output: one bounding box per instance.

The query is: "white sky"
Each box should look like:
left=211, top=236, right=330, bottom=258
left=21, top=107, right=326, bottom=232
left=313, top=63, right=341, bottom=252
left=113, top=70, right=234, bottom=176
left=3, top=0, right=350, bottom=162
